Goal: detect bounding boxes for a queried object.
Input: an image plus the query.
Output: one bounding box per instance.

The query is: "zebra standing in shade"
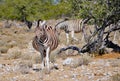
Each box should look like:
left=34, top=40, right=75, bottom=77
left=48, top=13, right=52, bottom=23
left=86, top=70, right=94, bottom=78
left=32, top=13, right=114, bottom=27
left=32, top=19, right=59, bottom=73
left=55, top=18, right=82, bottom=44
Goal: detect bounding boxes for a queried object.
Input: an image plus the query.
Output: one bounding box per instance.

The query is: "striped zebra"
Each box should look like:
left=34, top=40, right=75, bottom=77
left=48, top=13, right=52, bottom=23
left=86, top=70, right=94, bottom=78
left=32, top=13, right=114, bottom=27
left=32, top=19, right=59, bottom=73
left=55, top=18, right=82, bottom=44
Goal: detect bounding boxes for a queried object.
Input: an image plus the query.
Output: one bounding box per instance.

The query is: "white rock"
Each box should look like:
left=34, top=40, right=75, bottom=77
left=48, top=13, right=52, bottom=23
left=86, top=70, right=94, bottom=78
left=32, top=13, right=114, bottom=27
left=63, top=58, right=73, bottom=66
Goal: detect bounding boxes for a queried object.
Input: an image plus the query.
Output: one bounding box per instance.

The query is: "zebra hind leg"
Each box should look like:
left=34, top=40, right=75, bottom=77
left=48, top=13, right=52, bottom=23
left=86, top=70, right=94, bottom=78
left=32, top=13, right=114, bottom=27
left=71, top=31, right=79, bottom=44
left=66, top=33, right=70, bottom=45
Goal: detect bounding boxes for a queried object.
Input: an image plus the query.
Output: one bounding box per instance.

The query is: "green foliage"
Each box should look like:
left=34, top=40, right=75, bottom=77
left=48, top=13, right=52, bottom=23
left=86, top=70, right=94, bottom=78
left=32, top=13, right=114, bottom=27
left=67, top=0, right=120, bottom=26
left=0, top=0, right=119, bottom=22
left=0, top=0, right=71, bottom=20
left=41, top=1, right=71, bottom=19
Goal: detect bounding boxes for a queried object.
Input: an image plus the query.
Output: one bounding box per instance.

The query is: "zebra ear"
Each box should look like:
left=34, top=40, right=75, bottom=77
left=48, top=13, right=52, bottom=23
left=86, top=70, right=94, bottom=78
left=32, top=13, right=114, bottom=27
left=40, top=20, right=46, bottom=27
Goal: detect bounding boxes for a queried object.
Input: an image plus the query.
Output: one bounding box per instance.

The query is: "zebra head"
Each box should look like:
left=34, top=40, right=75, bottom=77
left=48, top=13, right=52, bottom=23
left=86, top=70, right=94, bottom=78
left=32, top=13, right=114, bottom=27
left=35, top=19, right=46, bottom=40
left=37, top=19, right=46, bottom=27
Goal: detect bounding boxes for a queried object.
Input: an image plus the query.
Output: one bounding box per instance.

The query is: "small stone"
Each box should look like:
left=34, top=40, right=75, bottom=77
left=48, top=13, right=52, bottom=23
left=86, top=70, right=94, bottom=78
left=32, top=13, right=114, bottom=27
left=63, top=58, right=73, bottom=66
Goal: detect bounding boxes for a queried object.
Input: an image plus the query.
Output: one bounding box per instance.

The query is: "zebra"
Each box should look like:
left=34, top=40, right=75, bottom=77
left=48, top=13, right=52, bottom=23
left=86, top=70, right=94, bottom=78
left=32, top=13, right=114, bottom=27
left=22, top=16, right=33, bottom=30
left=32, top=19, right=59, bottom=73
left=55, top=18, right=82, bottom=44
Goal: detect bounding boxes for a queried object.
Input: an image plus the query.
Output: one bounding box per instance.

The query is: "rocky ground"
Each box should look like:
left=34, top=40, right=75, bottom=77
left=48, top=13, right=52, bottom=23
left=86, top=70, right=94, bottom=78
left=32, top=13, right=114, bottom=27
left=0, top=21, right=120, bottom=81
left=0, top=52, right=120, bottom=81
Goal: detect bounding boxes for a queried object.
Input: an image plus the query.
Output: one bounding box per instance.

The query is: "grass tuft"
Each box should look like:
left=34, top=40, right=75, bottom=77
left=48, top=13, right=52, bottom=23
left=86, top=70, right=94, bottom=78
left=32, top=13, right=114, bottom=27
left=7, top=47, right=22, bottom=59
left=32, top=54, right=41, bottom=64
left=0, top=46, right=9, bottom=53
left=111, top=73, right=120, bottom=81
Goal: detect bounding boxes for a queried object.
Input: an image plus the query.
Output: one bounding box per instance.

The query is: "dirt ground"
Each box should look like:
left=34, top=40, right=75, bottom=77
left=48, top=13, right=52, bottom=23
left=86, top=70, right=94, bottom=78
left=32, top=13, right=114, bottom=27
left=0, top=21, right=120, bottom=81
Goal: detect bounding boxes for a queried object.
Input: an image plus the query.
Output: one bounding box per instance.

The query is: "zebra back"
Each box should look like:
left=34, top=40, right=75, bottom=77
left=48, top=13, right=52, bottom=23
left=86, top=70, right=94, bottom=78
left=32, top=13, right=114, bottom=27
left=55, top=19, right=82, bottom=33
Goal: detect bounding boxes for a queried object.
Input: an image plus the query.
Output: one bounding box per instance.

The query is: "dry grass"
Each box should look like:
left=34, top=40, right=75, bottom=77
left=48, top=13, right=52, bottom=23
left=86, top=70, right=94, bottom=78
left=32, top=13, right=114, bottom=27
left=17, top=60, right=33, bottom=74
left=0, top=46, right=9, bottom=53
left=0, top=20, right=120, bottom=81
left=111, top=73, right=120, bottom=81
left=7, top=51, right=22, bottom=59
left=71, top=54, right=92, bottom=68
left=110, top=59, right=120, bottom=67
left=31, top=54, right=41, bottom=64
left=81, top=53, right=92, bottom=65
left=0, top=26, right=34, bottom=50
left=0, top=40, right=6, bottom=46
left=95, top=53, right=120, bottom=59
left=6, top=47, right=22, bottom=59
left=6, top=41, right=17, bottom=48
left=21, top=53, right=33, bottom=60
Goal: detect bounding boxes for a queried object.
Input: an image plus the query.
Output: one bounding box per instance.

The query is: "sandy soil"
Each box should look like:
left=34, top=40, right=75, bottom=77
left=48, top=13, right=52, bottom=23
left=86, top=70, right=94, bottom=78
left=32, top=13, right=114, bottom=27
left=0, top=21, right=120, bottom=81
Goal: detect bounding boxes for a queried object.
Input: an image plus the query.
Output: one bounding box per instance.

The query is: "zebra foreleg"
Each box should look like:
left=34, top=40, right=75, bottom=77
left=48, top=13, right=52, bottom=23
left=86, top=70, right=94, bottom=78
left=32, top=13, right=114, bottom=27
left=39, top=48, right=45, bottom=70
left=41, top=58, right=45, bottom=70
left=46, top=47, right=50, bottom=72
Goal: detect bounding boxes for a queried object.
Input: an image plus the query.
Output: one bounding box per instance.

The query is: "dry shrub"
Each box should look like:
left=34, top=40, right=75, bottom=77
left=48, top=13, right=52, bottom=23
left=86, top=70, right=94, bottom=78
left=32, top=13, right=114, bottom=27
left=7, top=50, right=22, bottom=59
left=7, top=47, right=22, bottom=59
left=0, top=46, right=9, bottom=53
left=71, top=54, right=92, bottom=68
left=81, top=53, right=92, bottom=65
left=70, top=58, right=82, bottom=68
left=16, top=60, right=33, bottom=74
left=57, top=48, right=68, bottom=59
left=32, top=54, right=41, bottom=64
left=6, top=41, right=17, bottom=48
left=21, top=53, right=32, bottom=60
left=110, top=59, right=120, bottom=67
left=15, top=37, right=28, bottom=49
left=50, top=53, right=56, bottom=63
left=58, top=53, right=68, bottom=60
left=63, top=53, right=92, bottom=68
left=0, top=40, right=6, bottom=46
left=50, top=49, right=60, bottom=63
left=71, top=56, right=91, bottom=68
left=111, top=73, right=120, bottom=81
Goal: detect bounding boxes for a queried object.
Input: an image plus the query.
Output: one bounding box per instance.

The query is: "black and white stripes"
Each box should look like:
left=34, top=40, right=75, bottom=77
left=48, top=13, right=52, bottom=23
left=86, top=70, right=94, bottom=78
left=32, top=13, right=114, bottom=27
left=55, top=19, right=82, bottom=44
left=32, top=19, right=59, bottom=72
